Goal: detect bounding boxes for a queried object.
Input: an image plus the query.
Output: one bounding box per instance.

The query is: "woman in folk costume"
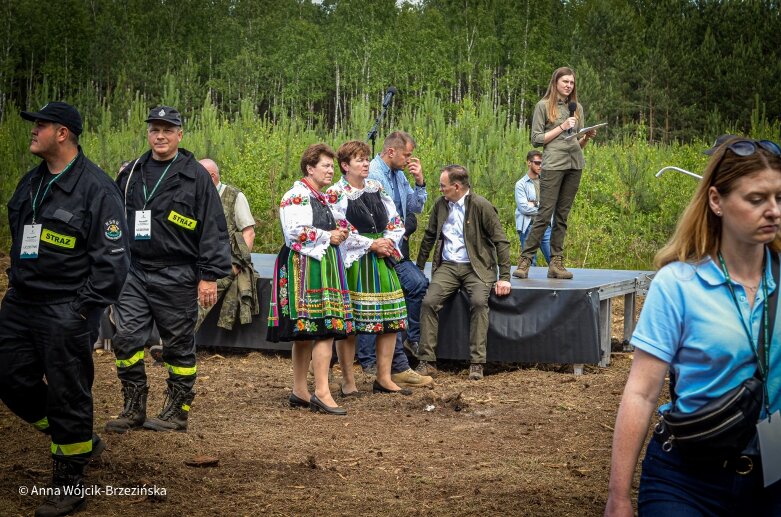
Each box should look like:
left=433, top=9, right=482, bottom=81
left=267, top=143, right=353, bottom=415
left=328, top=140, right=410, bottom=396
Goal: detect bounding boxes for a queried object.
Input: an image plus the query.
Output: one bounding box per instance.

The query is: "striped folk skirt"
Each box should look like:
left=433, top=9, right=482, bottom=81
left=345, top=243, right=407, bottom=335
left=267, top=244, right=353, bottom=342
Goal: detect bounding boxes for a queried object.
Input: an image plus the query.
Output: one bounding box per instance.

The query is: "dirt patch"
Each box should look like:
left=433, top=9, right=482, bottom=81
left=0, top=262, right=650, bottom=516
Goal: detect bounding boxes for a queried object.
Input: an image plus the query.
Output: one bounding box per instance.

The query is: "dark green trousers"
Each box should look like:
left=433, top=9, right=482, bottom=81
left=418, top=261, right=492, bottom=364
left=522, top=168, right=582, bottom=259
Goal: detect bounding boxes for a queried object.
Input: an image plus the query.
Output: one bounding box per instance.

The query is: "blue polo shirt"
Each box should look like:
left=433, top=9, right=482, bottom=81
left=632, top=250, right=780, bottom=416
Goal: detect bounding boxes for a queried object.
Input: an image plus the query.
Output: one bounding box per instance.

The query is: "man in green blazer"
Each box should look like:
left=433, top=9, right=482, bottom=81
left=414, top=165, right=512, bottom=380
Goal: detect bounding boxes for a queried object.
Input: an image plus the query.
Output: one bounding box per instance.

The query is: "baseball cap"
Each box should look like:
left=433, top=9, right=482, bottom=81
left=20, top=102, right=83, bottom=135
left=145, top=106, right=182, bottom=126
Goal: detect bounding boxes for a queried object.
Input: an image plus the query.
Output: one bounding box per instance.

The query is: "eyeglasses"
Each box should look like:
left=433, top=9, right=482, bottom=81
left=712, top=139, right=781, bottom=182
left=531, top=161, right=542, bottom=166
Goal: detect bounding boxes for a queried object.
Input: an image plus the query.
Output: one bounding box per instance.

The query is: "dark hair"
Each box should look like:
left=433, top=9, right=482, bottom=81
left=655, top=136, right=781, bottom=267
left=442, top=164, right=470, bottom=189
left=336, top=140, right=370, bottom=174
left=526, top=150, right=542, bottom=161
left=382, top=131, right=416, bottom=153
left=300, top=143, right=336, bottom=176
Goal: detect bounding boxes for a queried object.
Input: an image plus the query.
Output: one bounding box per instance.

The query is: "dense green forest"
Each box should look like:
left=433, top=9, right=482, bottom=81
left=1, top=0, right=780, bottom=141
left=1, top=0, right=780, bottom=269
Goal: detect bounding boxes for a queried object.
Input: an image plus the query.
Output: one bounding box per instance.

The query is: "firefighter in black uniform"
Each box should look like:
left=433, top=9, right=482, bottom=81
left=0, top=102, right=130, bottom=516
left=105, top=106, right=230, bottom=434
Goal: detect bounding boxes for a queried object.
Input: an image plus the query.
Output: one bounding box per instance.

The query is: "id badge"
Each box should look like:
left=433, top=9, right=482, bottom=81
left=135, top=210, right=151, bottom=240
left=20, top=224, right=42, bottom=259
left=757, top=411, right=781, bottom=487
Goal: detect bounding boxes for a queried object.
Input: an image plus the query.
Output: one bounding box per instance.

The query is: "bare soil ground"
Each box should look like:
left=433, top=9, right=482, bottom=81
left=0, top=253, right=650, bottom=516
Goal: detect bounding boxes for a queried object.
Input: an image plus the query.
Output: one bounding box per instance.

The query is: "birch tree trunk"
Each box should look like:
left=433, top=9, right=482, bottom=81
left=334, top=61, right=340, bottom=131
left=519, top=0, right=531, bottom=127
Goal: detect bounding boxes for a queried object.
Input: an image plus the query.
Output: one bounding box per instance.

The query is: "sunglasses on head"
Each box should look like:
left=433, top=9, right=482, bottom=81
left=722, top=139, right=781, bottom=157
left=711, top=139, right=781, bottom=182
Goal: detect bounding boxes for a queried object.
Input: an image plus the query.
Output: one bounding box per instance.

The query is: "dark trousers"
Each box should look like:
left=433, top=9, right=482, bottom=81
left=418, top=262, right=492, bottom=364
left=518, top=226, right=552, bottom=266
left=0, top=291, right=94, bottom=464
left=97, top=306, right=161, bottom=346
left=112, top=264, right=198, bottom=390
left=639, top=437, right=781, bottom=516
left=522, top=168, right=582, bottom=259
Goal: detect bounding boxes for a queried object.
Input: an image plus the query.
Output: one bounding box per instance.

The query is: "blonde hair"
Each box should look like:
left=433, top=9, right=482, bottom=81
left=655, top=137, right=781, bottom=268
left=542, top=67, right=581, bottom=124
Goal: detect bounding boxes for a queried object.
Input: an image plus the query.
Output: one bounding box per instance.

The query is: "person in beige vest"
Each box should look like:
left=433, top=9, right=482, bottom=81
left=196, top=158, right=259, bottom=331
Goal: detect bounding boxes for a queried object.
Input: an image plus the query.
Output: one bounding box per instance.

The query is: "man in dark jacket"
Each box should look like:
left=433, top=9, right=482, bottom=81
left=415, top=165, right=511, bottom=381
left=0, top=102, right=129, bottom=516
left=105, top=106, right=231, bottom=434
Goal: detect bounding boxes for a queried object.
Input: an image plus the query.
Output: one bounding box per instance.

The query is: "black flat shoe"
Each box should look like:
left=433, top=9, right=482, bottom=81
left=372, top=380, right=412, bottom=396
left=288, top=393, right=310, bottom=408
left=310, top=394, right=347, bottom=415
left=339, top=387, right=362, bottom=398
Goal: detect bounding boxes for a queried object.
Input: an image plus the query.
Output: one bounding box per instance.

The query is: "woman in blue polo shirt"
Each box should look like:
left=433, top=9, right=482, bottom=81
left=605, top=136, right=781, bottom=516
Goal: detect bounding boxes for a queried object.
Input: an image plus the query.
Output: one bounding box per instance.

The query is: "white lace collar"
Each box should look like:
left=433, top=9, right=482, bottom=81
left=336, top=177, right=381, bottom=200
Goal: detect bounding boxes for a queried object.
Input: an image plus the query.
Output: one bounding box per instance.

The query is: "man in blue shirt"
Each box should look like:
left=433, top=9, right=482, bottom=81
left=514, top=150, right=551, bottom=266
left=357, top=131, right=432, bottom=388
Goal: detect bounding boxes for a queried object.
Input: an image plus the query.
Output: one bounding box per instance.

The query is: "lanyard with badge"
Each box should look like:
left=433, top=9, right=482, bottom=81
left=133, top=152, right=178, bottom=240
left=20, top=156, right=77, bottom=259
left=719, top=251, right=781, bottom=486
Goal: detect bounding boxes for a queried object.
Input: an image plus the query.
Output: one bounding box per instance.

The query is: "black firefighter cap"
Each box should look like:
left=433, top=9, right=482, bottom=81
left=145, top=106, right=182, bottom=126
left=20, top=102, right=83, bottom=136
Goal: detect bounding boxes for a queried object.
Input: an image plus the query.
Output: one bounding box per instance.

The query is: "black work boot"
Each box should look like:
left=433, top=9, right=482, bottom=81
left=89, top=433, right=106, bottom=463
left=104, top=382, right=148, bottom=433
left=35, top=458, right=86, bottom=517
left=143, top=385, right=195, bottom=432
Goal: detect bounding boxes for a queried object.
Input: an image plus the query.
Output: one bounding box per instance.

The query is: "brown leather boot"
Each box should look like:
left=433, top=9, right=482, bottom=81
left=547, top=255, right=573, bottom=279
left=512, top=256, right=532, bottom=279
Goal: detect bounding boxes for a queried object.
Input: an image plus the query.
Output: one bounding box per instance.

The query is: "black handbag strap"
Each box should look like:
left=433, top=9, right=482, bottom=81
left=670, top=250, right=780, bottom=406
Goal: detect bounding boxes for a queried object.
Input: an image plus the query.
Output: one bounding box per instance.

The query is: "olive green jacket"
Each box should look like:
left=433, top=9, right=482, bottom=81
left=531, top=98, right=586, bottom=171
left=415, top=192, right=511, bottom=283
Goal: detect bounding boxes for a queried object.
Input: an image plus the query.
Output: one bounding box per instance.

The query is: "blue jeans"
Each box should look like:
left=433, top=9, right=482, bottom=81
left=519, top=225, right=551, bottom=266
left=357, top=259, right=429, bottom=373
left=638, top=437, right=781, bottom=516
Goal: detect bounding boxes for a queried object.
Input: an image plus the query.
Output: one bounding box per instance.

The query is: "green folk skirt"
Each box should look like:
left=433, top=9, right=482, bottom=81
left=267, top=244, right=354, bottom=342
left=345, top=236, right=407, bottom=334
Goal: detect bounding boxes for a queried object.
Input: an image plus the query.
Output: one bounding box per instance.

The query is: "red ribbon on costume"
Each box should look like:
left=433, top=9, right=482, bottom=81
left=300, top=177, right=328, bottom=206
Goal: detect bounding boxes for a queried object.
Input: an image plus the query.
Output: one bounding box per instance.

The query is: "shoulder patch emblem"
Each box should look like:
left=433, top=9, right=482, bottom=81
left=104, top=219, right=122, bottom=241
